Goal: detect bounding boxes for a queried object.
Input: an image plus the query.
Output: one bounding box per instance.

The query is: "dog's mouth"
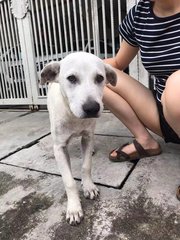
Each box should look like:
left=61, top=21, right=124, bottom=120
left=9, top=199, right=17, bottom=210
left=82, top=113, right=100, bottom=119
left=73, top=110, right=101, bottom=119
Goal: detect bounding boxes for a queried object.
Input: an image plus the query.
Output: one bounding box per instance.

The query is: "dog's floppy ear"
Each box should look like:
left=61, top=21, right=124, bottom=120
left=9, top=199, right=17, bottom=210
left=40, top=61, right=60, bottom=84
left=104, top=64, right=117, bottom=86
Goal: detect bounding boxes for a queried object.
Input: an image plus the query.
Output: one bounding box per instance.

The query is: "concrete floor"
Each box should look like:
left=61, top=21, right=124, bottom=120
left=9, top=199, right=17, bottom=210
left=0, top=109, right=179, bottom=240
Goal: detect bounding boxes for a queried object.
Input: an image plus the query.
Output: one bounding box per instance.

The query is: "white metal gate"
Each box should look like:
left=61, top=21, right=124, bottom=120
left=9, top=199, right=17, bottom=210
left=0, top=0, right=147, bottom=107
left=0, top=0, right=33, bottom=105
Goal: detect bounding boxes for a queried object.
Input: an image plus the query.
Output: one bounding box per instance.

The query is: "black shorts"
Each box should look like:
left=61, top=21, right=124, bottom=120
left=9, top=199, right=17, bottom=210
left=155, top=98, right=180, bottom=144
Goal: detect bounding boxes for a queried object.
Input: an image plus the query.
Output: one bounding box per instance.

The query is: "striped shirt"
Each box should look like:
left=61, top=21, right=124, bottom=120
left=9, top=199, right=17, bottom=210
left=119, top=0, right=180, bottom=102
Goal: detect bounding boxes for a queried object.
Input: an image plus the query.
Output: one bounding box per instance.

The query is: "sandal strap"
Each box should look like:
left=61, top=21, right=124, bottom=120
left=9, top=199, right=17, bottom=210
left=133, top=139, right=149, bottom=158
left=114, top=143, right=130, bottom=161
left=115, top=143, right=129, bottom=154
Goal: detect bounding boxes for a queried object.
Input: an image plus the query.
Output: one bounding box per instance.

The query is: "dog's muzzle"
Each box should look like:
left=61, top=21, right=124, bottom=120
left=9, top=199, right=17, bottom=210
left=82, top=100, right=100, bottom=118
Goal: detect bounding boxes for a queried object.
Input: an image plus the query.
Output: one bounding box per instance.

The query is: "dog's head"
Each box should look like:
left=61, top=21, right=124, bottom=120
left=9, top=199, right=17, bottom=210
left=40, top=52, right=117, bottom=118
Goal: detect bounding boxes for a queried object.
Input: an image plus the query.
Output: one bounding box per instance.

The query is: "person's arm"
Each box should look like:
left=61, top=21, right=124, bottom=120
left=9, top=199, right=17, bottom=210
left=104, top=40, right=139, bottom=71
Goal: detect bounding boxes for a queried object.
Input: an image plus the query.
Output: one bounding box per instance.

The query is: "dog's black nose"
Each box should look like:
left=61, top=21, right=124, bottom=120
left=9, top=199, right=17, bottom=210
left=82, top=100, right=100, bottom=118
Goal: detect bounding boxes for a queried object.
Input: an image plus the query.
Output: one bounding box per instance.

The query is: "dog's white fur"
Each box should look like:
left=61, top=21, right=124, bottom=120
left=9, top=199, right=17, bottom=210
left=41, top=52, right=117, bottom=225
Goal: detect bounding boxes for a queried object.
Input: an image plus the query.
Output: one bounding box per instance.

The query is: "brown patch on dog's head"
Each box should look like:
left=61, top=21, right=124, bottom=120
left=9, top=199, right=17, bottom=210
left=40, top=61, right=60, bottom=85
left=104, top=64, right=117, bottom=86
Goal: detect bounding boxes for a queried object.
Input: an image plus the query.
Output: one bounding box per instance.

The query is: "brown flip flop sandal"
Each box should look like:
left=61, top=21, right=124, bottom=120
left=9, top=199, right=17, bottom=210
left=176, top=186, right=180, bottom=201
left=109, top=139, right=162, bottom=162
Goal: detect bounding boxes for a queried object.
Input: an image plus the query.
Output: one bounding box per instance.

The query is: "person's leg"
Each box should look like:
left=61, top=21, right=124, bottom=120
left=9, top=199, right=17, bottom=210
left=161, top=70, right=180, bottom=137
left=103, top=68, right=162, bottom=157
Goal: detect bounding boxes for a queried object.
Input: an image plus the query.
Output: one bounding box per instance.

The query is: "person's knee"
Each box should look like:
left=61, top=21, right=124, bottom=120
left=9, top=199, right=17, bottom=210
left=166, top=70, right=180, bottom=87
left=163, top=94, right=180, bottom=119
left=162, top=71, right=180, bottom=121
left=164, top=70, right=180, bottom=102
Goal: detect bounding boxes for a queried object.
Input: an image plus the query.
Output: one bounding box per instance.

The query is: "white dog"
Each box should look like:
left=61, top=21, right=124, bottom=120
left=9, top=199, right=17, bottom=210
left=41, top=52, right=117, bottom=225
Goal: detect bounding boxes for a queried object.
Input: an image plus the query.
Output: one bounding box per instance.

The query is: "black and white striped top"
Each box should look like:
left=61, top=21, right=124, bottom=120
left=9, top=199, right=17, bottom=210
left=119, top=0, right=180, bottom=102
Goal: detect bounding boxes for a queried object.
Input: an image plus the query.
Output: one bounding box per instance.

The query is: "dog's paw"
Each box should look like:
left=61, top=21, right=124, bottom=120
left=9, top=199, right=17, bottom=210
left=66, top=203, right=84, bottom=225
left=82, top=181, right=99, bottom=199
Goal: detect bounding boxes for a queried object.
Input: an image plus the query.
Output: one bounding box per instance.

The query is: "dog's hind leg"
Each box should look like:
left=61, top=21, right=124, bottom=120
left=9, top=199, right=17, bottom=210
left=81, top=133, right=99, bottom=199
left=54, top=144, right=84, bottom=225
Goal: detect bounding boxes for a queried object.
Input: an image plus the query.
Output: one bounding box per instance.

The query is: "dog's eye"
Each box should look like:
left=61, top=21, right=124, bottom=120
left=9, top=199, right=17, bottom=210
left=67, top=75, right=78, bottom=84
left=95, top=74, right=104, bottom=84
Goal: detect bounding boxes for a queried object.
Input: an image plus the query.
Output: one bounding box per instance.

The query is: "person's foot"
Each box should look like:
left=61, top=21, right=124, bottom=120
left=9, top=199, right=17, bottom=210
left=109, top=138, right=161, bottom=162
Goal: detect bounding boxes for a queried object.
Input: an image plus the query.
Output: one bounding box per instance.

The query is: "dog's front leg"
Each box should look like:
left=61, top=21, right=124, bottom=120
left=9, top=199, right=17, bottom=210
left=54, top=144, right=83, bottom=225
left=81, top=133, right=99, bottom=199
